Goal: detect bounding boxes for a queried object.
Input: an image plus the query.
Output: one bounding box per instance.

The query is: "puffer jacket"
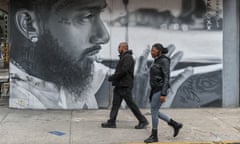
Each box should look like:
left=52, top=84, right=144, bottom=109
left=108, top=50, right=134, bottom=88
left=149, top=55, right=170, bottom=99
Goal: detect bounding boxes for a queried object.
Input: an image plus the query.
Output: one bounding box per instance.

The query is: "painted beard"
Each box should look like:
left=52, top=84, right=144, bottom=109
left=28, top=32, right=94, bottom=99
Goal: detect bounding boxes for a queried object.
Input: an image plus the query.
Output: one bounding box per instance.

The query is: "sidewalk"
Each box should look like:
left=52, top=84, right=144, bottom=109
left=0, top=105, right=239, bottom=144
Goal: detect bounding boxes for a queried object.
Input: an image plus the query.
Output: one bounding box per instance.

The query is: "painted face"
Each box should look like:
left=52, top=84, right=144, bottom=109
left=151, top=47, right=159, bottom=58
left=22, top=0, right=110, bottom=93
left=45, top=0, right=110, bottom=63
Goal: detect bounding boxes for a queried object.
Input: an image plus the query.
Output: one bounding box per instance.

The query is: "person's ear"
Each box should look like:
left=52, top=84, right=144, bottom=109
left=15, top=10, right=40, bottom=43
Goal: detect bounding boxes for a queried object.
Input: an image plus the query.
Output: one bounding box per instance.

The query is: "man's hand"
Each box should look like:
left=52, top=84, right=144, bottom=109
left=108, top=75, right=114, bottom=81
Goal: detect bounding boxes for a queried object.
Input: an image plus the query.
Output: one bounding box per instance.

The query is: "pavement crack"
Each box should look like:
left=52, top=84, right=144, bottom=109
left=0, top=108, right=11, bottom=125
left=233, top=126, right=240, bottom=132
left=69, top=110, right=73, bottom=144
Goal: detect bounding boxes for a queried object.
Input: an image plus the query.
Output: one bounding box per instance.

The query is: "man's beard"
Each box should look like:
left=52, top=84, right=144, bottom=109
left=28, top=32, right=94, bottom=98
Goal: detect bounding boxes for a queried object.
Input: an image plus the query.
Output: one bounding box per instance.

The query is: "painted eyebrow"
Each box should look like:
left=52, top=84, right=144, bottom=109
left=77, top=3, right=107, bottom=12
left=79, top=2, right=107, bottom=11
left=55, top=1, right=107, bottom=14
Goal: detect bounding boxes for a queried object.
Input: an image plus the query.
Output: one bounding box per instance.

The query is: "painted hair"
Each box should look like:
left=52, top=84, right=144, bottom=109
left=152, top=43, right=168, bottom=54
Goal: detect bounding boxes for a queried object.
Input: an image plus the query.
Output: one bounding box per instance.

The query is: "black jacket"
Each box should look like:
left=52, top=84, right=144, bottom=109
left=108, top=50, right=134, bottom=88
left=149, top=55, right=170, bottom=98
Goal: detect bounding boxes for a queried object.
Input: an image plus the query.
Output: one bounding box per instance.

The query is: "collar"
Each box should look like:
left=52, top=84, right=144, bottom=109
left=10, top=62, right=58, bottom=91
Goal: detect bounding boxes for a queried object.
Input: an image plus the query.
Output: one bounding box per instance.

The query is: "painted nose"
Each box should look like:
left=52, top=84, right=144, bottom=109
left=90, top=18, right=110, bottom=44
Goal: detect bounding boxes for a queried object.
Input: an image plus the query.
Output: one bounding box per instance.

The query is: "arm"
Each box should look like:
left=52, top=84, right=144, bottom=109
left=160, top=58, right=170, bottom=96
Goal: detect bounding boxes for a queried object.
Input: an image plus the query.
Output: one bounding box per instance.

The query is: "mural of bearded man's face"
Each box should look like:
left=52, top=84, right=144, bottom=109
left=12, top=0, right=110, bottom=95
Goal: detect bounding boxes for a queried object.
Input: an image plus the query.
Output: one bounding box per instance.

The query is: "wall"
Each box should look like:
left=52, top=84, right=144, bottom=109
left=9, top=0, right=223, bottom=109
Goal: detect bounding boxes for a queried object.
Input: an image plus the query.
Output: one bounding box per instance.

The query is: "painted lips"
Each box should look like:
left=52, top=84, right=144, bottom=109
left=84, top=45, right=101, bottom=56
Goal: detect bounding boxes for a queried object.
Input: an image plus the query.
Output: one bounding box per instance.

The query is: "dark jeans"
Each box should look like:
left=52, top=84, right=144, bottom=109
left=108, top=87, right=147, bottom=123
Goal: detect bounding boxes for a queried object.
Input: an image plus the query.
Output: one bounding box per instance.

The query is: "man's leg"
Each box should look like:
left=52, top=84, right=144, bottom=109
left=109, top=87, right=123, bottom=123
left=102, top=87, right=122, bottom=128
left=122, top=87, right=148, bottom=129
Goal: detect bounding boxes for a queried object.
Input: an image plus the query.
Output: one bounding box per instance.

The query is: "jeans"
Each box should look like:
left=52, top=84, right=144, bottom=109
left=151, top=91, right=170, bottom=129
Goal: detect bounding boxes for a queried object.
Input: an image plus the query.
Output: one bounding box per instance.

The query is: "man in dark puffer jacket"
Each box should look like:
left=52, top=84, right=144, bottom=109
left=101, top=42, right=148, bottom=129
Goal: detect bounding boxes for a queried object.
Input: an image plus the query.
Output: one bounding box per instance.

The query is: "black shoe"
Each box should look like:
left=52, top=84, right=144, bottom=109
left=168, top=119, right=183, bottom=137
left=144, top=135, right=158, bottom=143
left=135, top=121, right=149, bottom=129
left=144, top=129, right=158, bottom=143
left=101, top=122, right=116, bottom=128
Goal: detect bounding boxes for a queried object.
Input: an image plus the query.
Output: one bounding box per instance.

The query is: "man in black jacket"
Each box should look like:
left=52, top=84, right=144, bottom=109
left=101, top=42, right=148, bottom=129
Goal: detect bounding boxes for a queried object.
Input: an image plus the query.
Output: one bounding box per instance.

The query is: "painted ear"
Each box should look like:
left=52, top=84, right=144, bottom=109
left=15, top=10, right=39, bottom=43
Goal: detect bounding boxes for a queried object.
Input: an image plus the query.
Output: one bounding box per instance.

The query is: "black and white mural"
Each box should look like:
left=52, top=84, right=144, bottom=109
left=9, top=0, right=223, bottom=109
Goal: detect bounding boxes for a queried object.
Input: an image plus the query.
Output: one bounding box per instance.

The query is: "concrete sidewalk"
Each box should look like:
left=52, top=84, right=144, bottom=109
left=0, top=106, right=239, bottom=144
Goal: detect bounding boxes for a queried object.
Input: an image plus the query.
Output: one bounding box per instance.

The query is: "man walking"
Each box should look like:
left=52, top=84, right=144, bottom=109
left=101, top=42, right=148, bottom=129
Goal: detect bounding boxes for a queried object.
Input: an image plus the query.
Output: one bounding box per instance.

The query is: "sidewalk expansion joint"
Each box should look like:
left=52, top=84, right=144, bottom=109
left=0, top=108, right=10, bottom=125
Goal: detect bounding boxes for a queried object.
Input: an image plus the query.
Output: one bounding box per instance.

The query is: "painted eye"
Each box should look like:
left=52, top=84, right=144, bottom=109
left=74, top=13, right=96, bottom=24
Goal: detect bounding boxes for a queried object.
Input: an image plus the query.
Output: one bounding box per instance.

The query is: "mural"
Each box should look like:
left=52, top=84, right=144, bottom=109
left=9, top=0, right=223, bottom=109
left=100, top=0, right=223, bottom=108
